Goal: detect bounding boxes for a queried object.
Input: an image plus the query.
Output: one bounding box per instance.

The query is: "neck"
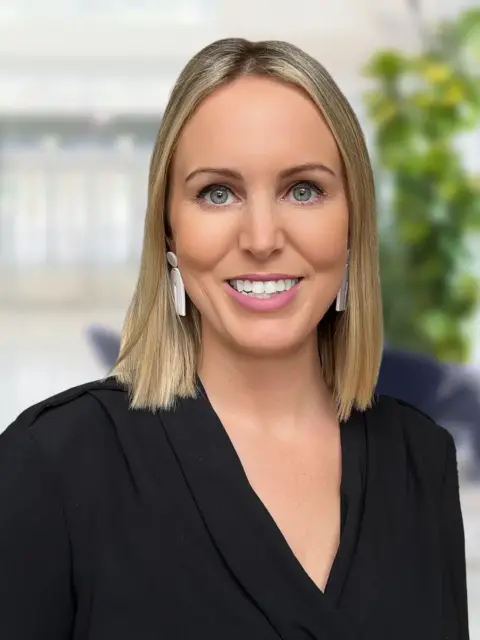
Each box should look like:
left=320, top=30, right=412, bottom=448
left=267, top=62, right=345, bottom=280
left=198, top=327, right=336, bottom=434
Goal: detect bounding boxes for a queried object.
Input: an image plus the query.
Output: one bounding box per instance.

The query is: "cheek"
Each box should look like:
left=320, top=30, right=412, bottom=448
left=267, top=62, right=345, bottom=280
left=170, top=202, right=239, bottom=276
left=288, top=199, right=349, bottom=270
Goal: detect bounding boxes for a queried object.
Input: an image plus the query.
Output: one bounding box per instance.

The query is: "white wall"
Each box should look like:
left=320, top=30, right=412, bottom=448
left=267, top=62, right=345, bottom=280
left=0, top=0, right=437, bottom=116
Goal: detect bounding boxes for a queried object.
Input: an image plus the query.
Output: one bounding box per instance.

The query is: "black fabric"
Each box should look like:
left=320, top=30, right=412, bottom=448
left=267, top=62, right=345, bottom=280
left=0, top=378, right=469, bottom=639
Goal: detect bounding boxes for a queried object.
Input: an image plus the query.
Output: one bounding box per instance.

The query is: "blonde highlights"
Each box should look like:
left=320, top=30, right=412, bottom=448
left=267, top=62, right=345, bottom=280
left=113, top=37, right=383, bottom=421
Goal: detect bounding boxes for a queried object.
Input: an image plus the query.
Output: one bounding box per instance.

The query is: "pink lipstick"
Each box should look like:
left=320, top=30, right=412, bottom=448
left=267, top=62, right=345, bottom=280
left=224, top=274, right=302, bottom=312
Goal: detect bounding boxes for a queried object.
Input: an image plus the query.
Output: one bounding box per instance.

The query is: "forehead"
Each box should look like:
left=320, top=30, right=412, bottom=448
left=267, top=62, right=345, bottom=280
left=173, top=76, right=342, bottom=175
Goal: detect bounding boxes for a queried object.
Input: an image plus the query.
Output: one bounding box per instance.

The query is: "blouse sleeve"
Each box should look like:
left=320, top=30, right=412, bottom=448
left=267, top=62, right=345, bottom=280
left=441, top=432, right=470, bottom=639
left=0, top=422, right=74, bottom=639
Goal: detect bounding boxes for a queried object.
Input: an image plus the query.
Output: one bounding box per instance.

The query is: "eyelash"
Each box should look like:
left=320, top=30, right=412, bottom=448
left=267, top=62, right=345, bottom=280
left=194, top=181, right=327, bottom=207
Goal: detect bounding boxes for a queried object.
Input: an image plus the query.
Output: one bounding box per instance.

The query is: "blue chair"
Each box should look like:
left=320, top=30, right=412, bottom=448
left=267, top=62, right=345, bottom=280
left=377, top=346, right=480, bottom=480
left=85, top=325, right=121, bottom=371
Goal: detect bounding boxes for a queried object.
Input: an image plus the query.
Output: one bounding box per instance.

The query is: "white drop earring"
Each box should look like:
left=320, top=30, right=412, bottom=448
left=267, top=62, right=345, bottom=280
left=335, top=249, right=349, bottom=312
left=166, top=251, right=186, bottom=317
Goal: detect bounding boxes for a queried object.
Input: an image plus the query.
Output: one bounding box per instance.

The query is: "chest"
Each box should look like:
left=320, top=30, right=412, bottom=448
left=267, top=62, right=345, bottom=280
left=66, top=397, right=448, bottom=640
left=71, top=432, right=444, bottom=640
left=223, top=425, right=343, bottom=593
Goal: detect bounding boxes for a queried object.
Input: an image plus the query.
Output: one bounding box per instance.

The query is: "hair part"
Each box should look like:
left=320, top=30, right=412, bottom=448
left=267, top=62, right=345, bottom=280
left=112, top=37, right=383, bottom=422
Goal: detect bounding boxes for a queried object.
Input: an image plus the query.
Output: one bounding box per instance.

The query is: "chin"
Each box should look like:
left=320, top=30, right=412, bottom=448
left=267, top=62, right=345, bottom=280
left=230, top=328, right=307, bottom=358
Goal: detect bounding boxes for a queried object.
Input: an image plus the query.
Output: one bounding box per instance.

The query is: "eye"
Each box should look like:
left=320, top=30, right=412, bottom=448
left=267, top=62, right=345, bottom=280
left=196, top=184, right=237, bottom=207
left=285, top=181, right=325, bottom=205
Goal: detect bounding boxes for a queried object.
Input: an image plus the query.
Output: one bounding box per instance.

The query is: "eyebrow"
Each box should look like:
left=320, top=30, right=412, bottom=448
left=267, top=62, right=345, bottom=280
left=184, top=162, right=337, bottom=183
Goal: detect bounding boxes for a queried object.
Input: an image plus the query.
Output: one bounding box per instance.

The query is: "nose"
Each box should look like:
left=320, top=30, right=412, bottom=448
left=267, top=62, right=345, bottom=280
left=238, top=197, right=284, bottom=259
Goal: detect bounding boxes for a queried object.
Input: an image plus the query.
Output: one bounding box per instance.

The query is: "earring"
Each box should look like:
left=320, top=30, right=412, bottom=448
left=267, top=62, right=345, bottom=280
left=335, top=249, right=349, bottom=312
left=166, top=251, right=186, bottom=317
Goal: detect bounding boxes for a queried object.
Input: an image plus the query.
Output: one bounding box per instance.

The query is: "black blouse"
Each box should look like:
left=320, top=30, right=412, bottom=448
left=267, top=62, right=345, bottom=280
left=0, top=378, right=469, bottom=639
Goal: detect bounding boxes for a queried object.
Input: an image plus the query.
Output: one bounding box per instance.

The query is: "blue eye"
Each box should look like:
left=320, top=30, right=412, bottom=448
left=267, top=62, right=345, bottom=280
left=287, top=182, right=325, bottom=204
left=195, top=181, right=325, bottom=207
left=196, top=185, right=235, bottom=206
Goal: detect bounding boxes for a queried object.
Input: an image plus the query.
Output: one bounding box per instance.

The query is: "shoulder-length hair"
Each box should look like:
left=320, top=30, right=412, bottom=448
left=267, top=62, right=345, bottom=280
left=113, top=37, right=383, bottom=421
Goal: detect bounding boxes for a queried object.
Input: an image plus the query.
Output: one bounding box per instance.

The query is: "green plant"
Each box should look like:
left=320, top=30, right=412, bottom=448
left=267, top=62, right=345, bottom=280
left=364, top=8, right=480, bottom=362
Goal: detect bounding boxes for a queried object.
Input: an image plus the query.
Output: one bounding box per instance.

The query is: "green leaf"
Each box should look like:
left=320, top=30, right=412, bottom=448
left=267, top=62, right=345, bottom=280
left=364, top=6, right=480, bottom=363
left=363, top=50, right=408, bottom=81
left=457, top=8, right=480, bottom=62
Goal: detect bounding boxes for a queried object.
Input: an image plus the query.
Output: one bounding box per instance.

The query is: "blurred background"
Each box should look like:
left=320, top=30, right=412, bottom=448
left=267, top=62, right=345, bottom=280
left=0, top=0, right=479, bottom=633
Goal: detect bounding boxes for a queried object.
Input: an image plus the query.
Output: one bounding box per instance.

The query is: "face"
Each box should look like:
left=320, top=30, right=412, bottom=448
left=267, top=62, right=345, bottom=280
left=168, top=75, right=349, bottom=356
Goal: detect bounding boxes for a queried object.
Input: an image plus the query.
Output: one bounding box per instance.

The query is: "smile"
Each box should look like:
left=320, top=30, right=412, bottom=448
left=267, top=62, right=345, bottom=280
left=224, top=275, right=303, bottom=312
left=228, top=278, right=300, bottom=299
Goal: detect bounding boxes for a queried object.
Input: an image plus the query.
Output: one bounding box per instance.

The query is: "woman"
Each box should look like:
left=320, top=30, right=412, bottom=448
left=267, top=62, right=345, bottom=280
left=0, top=38, right=469, bottom=639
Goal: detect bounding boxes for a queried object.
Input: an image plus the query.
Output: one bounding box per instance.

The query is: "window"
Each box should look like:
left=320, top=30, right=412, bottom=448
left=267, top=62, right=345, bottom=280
left=48, top=171, right=89, bottom=265
left=0, top=118, right=154, bottom=268
left=3, top=170, right=49, bottom=266
left=91, top=169, right=132, bottom=264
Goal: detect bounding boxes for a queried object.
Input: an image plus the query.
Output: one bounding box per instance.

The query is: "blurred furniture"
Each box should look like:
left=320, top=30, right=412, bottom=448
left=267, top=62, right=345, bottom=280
left=377, top=347, right=480, bottom=480
left=85, top=324, right=121, bottom=370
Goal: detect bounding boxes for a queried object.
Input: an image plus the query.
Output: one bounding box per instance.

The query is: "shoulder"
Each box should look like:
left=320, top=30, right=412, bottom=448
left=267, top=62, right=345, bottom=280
left=0, top=377, right=130, bottom=465
left=372, top=394, right=452, bottom=446
left=364, top=395, right=455, bottom=488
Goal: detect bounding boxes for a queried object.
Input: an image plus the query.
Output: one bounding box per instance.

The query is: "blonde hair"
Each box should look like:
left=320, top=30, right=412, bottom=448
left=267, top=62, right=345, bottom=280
left=113, top=37, right=383, bottom=421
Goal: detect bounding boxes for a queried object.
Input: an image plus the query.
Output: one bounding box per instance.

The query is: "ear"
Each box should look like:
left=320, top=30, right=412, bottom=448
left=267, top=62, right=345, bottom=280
left=166, top=237, right=176, bottom=253
left=164, top=218, right=175, bottom=253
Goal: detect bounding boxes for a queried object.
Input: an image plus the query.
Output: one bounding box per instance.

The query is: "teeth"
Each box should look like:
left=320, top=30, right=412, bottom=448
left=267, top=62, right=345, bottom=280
left=264, top=281, right=277, bottom=294
left=229, top=278, right=300, bottom=297
left=252, top=281, right=263, bottom=294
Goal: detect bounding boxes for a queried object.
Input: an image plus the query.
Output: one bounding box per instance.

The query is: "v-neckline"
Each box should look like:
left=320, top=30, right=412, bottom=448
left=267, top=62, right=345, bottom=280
left=158, top=381, right=367, bottom=639
left=194, top=376, right=353, bottom=599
